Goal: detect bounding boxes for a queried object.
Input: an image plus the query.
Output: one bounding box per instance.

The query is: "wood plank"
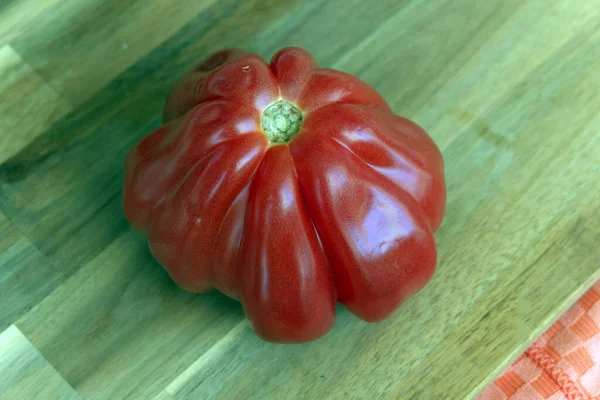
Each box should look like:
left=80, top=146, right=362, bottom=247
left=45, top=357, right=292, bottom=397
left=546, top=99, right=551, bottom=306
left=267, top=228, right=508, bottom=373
left=246, top=0, right=413, bottom=62
left=164, top=320, right=250, bottom=398
left=8, top=0, right=292, bottom=105
left=0, top=0, right=64, bottom=45
left=0, top=325, right=80, bottom=400
left=0, top=45, right=72, bottom=164
left=0, top=211, right=64, bottom=331
left=153, top=391, right=175, bottom=400
left=15, top=229, right=245, bottom=399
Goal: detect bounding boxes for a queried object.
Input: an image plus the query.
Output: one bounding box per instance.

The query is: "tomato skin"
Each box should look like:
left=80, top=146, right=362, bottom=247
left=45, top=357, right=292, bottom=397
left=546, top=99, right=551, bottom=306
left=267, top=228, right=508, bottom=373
left=238, top=145, right=336, bottom=342
left=123, top=47, right=446, bottom=343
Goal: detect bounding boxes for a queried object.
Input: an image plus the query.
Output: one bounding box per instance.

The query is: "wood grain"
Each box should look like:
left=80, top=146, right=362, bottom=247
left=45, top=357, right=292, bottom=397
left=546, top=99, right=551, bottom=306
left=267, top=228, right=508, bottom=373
left=0, top=211, right=64, bottom=331
left=0, top=0, right=64, bottom=45
left=0, top=325, right=80, bottom=400
left=1, top=0, right=599, bottom=398
left=9, top=0, right=221, bottom=105
left=0, top=45, right=72, bottom=164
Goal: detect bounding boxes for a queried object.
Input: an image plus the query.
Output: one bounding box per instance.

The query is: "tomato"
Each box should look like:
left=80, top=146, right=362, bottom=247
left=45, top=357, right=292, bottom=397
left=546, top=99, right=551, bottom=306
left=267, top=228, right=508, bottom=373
left=123, top=47, right=446, bottom=343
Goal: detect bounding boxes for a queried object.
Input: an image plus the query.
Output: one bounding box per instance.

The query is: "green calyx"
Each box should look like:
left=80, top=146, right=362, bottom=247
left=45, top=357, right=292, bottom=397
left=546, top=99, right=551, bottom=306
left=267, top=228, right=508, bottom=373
left=261, top=100, right=303, bottom=144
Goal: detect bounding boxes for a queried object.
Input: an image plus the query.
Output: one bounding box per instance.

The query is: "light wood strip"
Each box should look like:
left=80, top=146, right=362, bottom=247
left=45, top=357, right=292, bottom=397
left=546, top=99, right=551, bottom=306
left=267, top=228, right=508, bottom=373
left=0, top=325, right=81, bottom=400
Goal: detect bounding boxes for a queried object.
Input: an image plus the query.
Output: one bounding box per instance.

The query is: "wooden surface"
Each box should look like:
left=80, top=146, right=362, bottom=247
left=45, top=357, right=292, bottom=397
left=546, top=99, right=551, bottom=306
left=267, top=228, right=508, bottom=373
left=1, top=0, right=599, bottom=398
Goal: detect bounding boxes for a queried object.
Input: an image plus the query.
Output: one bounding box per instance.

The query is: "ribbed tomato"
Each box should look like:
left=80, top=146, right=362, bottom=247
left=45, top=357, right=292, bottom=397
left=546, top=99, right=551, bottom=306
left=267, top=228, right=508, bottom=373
left=123, top=47, right=446, bottom=343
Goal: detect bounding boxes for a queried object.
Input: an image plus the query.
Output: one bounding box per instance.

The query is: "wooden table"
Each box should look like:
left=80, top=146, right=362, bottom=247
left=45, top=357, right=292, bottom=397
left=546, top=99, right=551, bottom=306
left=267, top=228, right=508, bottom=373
left=1, top=0, right=599, bottom=398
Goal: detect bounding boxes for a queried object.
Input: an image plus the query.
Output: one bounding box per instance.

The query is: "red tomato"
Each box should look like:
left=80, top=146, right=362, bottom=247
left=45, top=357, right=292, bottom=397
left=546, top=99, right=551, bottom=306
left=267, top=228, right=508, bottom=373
left=123, top=47, right=446, bottom=343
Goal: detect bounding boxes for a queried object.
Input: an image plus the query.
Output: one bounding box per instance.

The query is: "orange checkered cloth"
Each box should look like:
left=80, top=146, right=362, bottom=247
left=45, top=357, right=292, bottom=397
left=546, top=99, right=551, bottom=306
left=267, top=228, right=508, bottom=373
left=478, top=281, right=600, bottom=400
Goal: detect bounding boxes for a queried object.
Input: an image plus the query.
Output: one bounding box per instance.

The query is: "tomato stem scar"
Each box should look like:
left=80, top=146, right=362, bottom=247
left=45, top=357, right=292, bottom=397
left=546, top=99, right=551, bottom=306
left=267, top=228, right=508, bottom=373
left=261, top=100, right=303, bottom=144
